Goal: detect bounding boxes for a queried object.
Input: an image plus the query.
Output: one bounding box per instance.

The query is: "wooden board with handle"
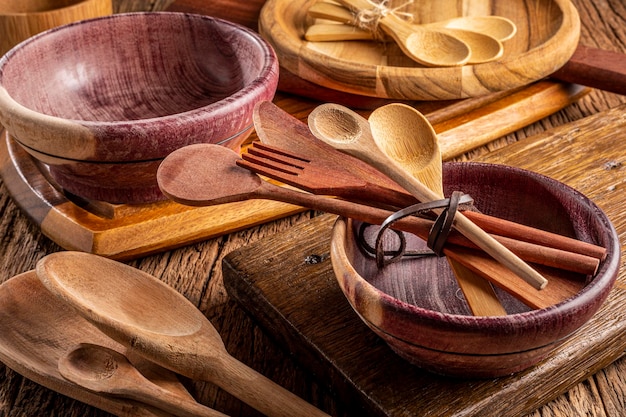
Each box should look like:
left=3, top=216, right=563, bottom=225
left=222, top=103, right=626, bottom=417
left=0, top=81, right=585, bottom=259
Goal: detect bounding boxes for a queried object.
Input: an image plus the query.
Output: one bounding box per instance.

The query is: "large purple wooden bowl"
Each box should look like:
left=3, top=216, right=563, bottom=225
left=0, top=12, right=279, bottom=203
left=330, top=162, right=620, bottom=378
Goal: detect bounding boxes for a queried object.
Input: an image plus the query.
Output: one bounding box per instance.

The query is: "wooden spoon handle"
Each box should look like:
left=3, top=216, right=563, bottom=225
left=128, top=381, right=229, bottom=417
left=214, top=354, right=329, bottom=417
left=305, top=23, right=373, bottom=42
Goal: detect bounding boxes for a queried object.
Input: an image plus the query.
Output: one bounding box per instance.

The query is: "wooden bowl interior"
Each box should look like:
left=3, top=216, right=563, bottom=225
left=1, top=13, right=268, bottom=121
left=344, top=162, right=612, bottom=316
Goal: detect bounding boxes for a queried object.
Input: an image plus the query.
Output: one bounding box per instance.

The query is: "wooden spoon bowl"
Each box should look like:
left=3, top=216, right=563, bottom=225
left=0, top=271, right=195, bottom=416
left=260, top=0, right=580, bottom=100
left=330, top=162, right=620, bottom=377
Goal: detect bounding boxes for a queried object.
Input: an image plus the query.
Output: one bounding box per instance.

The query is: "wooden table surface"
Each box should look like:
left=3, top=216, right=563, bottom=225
left=1, top=0, right=625, bottom=416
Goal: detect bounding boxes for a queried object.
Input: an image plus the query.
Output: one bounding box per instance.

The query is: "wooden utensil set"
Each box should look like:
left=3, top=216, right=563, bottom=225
left=156, top=100, right=606, bottom=315
left=304, top=0, right=516, bottom=66
left=246, top=101, right=606, bottom=309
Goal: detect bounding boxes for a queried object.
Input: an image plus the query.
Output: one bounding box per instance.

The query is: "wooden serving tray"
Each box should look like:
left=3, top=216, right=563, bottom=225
left=259, top=0, right=580, bottom=100
left=222, top=104, right=626, bottom=417
left=0, top=81, right=584, bottom=259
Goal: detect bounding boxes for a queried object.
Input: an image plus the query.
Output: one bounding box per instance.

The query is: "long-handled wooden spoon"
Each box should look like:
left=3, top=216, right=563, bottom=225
left=307, top=103, right=548, bottom=290
left=331, top=0, right=471, bottom=66
left=37, top=252, right=330, bottom=417
left=156, top=143, right=597, bottom=276
left=59, top=343, right=228, bottom=417
left=369, top=103, right=506, bottom=316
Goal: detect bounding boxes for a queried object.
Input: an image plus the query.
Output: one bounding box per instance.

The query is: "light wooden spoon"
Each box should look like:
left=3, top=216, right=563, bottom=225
left=307, top=103, right=548, bottom=291
left=332, top=0, right=471, bottom=66
left=308, top=2, right=517, bottom=42
left=37, top=251, right=330, bottom=417
left=432, top=15, right=517, bottom=42
left=307, top=2, right=504, bottom=63
left=369, top=103, right=507, bottom=316
left=59, top=343, right=228, bottom=417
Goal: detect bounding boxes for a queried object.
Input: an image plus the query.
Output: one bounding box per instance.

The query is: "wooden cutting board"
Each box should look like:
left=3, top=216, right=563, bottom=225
left=0, top=81, right=585, bottom=259
left=222, top=103, right=626, bottom=417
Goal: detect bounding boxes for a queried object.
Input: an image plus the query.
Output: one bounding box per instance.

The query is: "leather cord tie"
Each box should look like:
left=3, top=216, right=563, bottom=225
left=357, top=191, right=474, bottom=268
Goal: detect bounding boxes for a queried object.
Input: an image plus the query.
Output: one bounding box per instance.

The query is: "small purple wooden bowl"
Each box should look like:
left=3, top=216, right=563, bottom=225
left=0, top=12, right=279, bottom=203
left=330, top=162, right=620, bottom=378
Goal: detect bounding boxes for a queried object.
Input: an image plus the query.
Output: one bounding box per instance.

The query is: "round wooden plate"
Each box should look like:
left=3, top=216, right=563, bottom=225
left=259, top=0, right=580, bottom=100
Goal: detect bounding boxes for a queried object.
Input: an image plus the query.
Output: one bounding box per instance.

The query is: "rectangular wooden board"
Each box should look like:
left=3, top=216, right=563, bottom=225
left=222, top=104, right=626, bottom=417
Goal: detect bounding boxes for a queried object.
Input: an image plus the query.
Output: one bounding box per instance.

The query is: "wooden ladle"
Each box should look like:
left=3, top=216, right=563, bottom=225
left=369, top=103, right=507, bottom=316
left=307, top=102, right=548, bottom=291
left=332, top=0, right=471, bottom=66
left=37, top=251, right=330, bottom=417
left=59, top=343, right=228, bottom=417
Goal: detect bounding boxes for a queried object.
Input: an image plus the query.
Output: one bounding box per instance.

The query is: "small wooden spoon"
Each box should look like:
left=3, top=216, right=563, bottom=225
left=307, top=103, right=548, bottom=291
left=37, top=252, right=330, bottom=417
left=333, top=0, right=471, bottom=66
left=59, top=343, right=228, bottom=417
left=308, top=2, right=517, bottom=42
left=431, top=15, right=516, bottom=42
left=307, top=2, right=504, bottom=63
left=369, top=103, right=507, bottom=316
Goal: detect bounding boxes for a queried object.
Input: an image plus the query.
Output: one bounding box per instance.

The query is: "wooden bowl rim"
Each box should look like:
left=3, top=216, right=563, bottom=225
left=0, top=12, right=279, bottom=161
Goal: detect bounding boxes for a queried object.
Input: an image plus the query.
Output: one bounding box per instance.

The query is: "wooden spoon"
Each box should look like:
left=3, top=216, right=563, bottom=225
left=59, top=343, right=228, bottom=417
left=307, top=2, right=504, bottom=63
left=332, top=0, right=471, bottom=66
left=308, top=2, right=517, bottom=42
left=37, top=251, right=330, bottom=417
left=305, top=24, right=503, bottom=63
left=431, top=15, right=516, bottom=42
left=307, top=102, right=548, bottom=291
left=0, top=270, right=193, bottom=417
left=369, top=103, right=507, bottom=316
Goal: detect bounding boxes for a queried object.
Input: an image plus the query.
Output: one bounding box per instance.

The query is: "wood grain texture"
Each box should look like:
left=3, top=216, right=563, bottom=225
left=0, top=271, right=189, bottom=417
left=0, top=0, right=625, bottom=416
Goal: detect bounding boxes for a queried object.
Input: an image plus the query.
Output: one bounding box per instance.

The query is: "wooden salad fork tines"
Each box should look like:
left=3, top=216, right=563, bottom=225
left=242, top=142, right=407, bottom=208
left=240, top=141, right=606, bottom=265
